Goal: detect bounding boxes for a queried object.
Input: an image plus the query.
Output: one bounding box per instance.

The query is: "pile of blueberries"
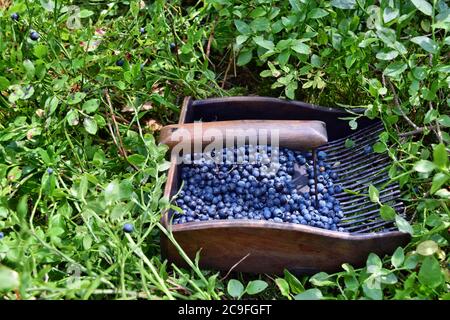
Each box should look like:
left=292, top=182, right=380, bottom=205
left=172, top=145, right=345, bottom=231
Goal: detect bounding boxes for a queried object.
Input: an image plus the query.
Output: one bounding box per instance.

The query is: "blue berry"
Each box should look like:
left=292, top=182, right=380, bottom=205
left=173, top=145, right=343, bottom=231
left=116, top=59, right=124, bottom=66
left=11, top=13, right=19, bottom=21
left=0, top=232, right=4, bottom=239
left=170, top=42, right=177, bottom=51
left=47, top=168, right=54, bottom=174
left=30, top=31, right=40, bottom=41
left=364, top=145, right=373, bottom=154
left=140, top=27, right=146, bottom=34
left=263, top=208, right=272, bottom=219
left=123, top=223, right=134, bottom=233
left=317, top=151, right=327, bottom=160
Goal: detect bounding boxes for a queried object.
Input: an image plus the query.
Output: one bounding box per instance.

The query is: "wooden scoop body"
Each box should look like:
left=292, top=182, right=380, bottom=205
left=159, top=120, right=328, bottom=151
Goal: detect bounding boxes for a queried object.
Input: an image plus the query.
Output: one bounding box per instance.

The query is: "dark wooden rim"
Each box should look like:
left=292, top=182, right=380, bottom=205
left=192, top=96, right=365, bottom=115
left=164, top=217, right=410, bottom=241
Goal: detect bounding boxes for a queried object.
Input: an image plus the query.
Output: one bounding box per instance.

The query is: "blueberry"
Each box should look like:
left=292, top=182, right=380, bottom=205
left=123, top=223, right=134, bottom=233
left=334, top=185, right=343, bottom=193
left=317, top=151, right=327, bottom=160
left=170, top=42, right=177, bottom=52
left=364, top=145, right=373, bottom=154
left=263, top=207, right=272, bottom=219
left=30, top=31, right=40, bottom=41
left=0, top=232, right=4, bottom=239
left=116, top=59, right=124, bottom=66
left=11, top=13, right=19, bottom=21
left=140, top=27, right=146, bottom=34
left=47, top=168, right=54, bottom=174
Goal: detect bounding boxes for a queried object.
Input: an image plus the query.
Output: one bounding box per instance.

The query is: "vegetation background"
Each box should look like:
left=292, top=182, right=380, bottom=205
left=0, top=0, right=449, bottom=300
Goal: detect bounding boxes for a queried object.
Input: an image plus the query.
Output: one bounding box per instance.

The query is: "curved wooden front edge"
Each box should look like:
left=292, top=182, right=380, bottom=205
left=160, top=220, right=411, bottom=275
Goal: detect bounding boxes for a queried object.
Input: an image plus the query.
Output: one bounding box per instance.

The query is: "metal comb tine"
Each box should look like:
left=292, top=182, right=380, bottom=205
left=337, top=185, right=400, bottom=205
left=349, top=221, right=394, bottom=233
left=334, top=157, right=386, bottom=175
left=335, top=160, right=388, bottom=181
left=320, top=123, right=384, bottom=148
left=317, top=121, right=403, bottom=234
left=325, top=135, right=384, bottom=159
left=339, top=196, right=402, bottom=213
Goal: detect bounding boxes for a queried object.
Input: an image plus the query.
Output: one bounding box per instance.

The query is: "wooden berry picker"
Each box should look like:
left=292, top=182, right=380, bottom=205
left=159, top=97, right=411, bottom=275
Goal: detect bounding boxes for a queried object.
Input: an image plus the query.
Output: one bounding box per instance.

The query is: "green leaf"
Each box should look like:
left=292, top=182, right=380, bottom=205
left=435, top=188, right=450, bottom=198
left=127, top=154, right=146, bottom=167
left=237, top=50, right=252, bottom=66
left=383, top=7, right=399, bottom=23
left=416, top=240, right=439, bottom=256
left=291, top=40, right=311, bottom=55
left=373, top=142, right=387, bottom=153
left=275, top=278, right=291, bottom=298
left=345, top=138, right=354, bottom=148
left=418, top=256, right=444, bottom=288
left=376, top=50, right=398, bottom=61
left=308, top=8, right=329, bottom=19
left=83, top=117, right=98, bottom=135
left=331, top=0, right=356, bottom=10
left=391, top=247, right=404, bottom=268
left=362, top=281, right=382, bottom=300
left=253, top=36, right=274, bottom=50
left=383, top=62, right=407, bottom=78
left=285, top=81, right=298, bottom=100
left=438, top=115, right=450, bottom=127
left=410, top=36, right=439, bottom=54
left=309, top=272, right=335, bottom=286
left=368, top=184, right=379, bottom=203
left=79, top=9, right=94, bottom=18
left=366, top=253, right=382, bottom=274
left=40, top=0, right=55, bottom=11
left=413, top=160, right=437, bottom=173
left=395, top=215, right=413, bottom=235
left=234, top=20, right=251, bottom=34
left=82, top=99, right=100, bottom=114
left=431, top=173, right=449, bottom=194
left=227, top=279, right=244, bottom=298
left=23, top=59, right=35, bottom=79
left=433, top=143, right=448, bottom=168
left=236, top=35, right=249, bottom=46
left=66, top=109, right=79, bottom=126
left=283, top=270, right=304, bottom=294
left=250, top=17, right=271, bottom=32
left=67, top=92, right=86, bottom=105
left=0, top=267, right=19, bottom=291
left=0, top=76, right=10, bottom=91
left=111, top=203, right=128, bottom=220
left=411, top=0, right=433, bottom=16
left=33, top=44, right=48, bottom=58
left=404, top=254, right=420, bottom=269
left=78, top=175, right=88, bottom=201
left=245, top=280, right=268, bottom=295
left=294, top=288, right=323, bottom=300
left=380, top=204, right=396, bottom=220
left=104, top=180, right=121, bottom=204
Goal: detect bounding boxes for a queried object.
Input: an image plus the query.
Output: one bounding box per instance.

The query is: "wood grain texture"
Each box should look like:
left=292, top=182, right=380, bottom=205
left=159, top=120, right=328, bottom=151
left=160, top=96, right=411, bottom=275
left=161, top=221, right=410, bottom=274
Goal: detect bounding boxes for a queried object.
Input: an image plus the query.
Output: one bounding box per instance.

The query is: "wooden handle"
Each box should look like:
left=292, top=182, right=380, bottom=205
left=159, top=120, right=327, bottom=150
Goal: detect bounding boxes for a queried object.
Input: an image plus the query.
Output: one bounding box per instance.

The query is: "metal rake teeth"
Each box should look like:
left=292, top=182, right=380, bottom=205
left=319, top=122, right=404, bottom=234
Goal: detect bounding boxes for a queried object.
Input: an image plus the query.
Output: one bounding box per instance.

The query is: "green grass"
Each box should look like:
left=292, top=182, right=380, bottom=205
left=0, top=0, right=449, bottom=300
